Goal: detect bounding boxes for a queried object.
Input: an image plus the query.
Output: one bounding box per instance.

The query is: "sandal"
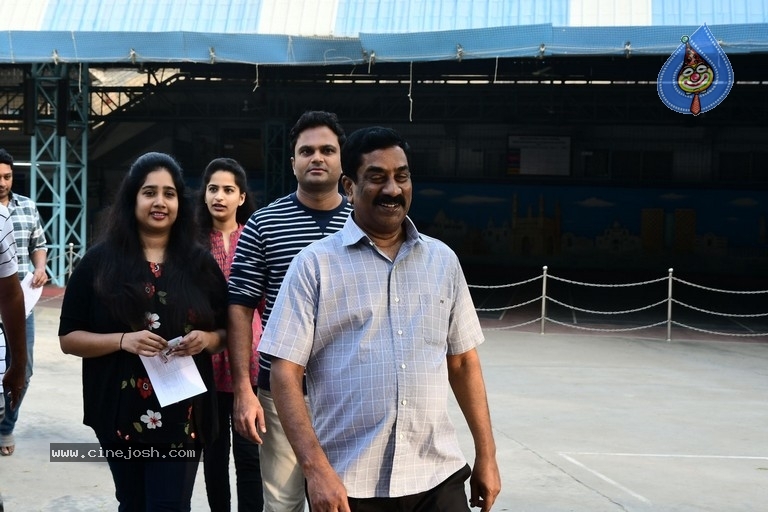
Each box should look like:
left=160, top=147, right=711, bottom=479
left=0, top=434, right=14, bottom=456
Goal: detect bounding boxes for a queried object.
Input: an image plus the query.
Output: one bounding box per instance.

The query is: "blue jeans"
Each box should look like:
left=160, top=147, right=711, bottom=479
left=1, top=313, right=34, bottom=437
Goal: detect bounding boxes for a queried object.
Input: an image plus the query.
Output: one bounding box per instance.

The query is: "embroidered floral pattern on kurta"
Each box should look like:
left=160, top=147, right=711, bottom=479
left=115, top=262, right=197, bottom=443
left=209, top=226, right=261, bottom=392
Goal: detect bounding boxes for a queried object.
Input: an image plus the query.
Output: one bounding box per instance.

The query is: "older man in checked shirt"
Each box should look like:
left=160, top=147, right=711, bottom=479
left=261, top=127, right=501, bottom=512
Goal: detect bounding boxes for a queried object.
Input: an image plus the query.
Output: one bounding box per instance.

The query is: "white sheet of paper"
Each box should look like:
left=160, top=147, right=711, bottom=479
left=139, top=353, right=207, bottom=407
left=21, top=273, right=43, bottom=318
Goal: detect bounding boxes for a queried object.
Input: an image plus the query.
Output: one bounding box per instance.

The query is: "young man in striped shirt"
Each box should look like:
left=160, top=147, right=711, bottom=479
left=1, top=203, right=27, bottom=414
left=0, top=203, right=27, bottom=509
left=0, top=148, right=47, bottom=457
left=228, top=111, right=353, bottom=511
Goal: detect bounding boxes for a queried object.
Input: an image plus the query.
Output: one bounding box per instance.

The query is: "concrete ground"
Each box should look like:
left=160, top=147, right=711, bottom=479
left=1, top=287, right=767, bottom=511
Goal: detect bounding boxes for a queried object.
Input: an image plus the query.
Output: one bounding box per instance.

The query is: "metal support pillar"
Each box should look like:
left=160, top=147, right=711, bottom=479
left=27, top=63, right=89, bottom=286
left=263, top=121, right=288, bottom=204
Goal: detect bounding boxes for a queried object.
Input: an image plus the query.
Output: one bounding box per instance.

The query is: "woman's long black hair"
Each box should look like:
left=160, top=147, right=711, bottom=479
left=93, top=152, right=226, bottom=331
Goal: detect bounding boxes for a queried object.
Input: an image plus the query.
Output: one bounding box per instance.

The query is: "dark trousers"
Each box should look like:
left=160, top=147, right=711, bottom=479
left=311, top=464, right=471, bottom=512
left=204, top=390, right=263, bottom=511
left=97, top=436, right=201, bottom=512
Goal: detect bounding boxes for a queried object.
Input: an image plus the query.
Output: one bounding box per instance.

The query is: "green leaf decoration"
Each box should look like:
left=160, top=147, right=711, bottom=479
left=133, top=422, right=143, bottom=433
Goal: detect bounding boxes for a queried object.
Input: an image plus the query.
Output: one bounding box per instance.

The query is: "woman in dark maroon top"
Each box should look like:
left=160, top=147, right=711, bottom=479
left=196, top=157, right=263, bottom=511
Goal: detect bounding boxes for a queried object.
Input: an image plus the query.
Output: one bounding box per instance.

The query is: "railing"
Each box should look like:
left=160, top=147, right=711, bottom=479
left=44, top=242, right=80, bottom=286
left=51, top=252, right=768, bottom=342
left=470, top=266, right=768, bottom=341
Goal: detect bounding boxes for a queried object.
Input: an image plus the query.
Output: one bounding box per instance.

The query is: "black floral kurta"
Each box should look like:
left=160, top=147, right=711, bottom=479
left=58, top=244, right=223, bottom=446
left=115, top=262, right=196, bottom=445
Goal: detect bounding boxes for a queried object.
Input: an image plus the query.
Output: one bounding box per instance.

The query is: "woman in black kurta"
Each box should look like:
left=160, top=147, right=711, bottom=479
left=59, top=152, right=227, bottom=512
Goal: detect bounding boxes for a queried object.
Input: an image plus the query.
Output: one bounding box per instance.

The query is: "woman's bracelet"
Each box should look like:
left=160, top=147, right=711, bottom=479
left=119, top=332, right=126, bottom=351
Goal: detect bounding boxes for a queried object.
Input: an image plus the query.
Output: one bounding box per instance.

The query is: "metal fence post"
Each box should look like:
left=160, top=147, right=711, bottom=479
left=67, top=242, right=74, bottom=283
left=540, top=266, right=548, bottom=334
left=667, top=268, right=674, bottom=342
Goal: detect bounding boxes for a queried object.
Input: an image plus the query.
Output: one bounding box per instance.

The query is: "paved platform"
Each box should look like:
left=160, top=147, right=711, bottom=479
left=2, top=287, right=767, bottom=511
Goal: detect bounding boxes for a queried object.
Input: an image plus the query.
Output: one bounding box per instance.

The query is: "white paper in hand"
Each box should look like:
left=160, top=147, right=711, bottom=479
left=21, top=273, right=43, bottom=318
left=139, top=351, right=207, bottom=407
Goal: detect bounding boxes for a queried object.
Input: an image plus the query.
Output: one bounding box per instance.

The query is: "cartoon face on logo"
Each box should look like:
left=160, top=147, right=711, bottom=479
left=677, top=45, right=714, bottom=95
left=657, top=25, right=734, bottom=116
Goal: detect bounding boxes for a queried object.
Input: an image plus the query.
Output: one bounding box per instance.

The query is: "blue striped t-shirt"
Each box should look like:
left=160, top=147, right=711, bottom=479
left=228, top=192, right=353, bottom=389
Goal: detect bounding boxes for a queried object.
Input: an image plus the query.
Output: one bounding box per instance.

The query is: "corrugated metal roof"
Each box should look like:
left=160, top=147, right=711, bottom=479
left=1, top=22, right=764, bottom=65
left=1, top=0, right=767, bottom=64
left=3, top=0, right=768, bottom=35
left=652, top=0, right=768, bottom=26
left=258, top=0, right=338, bottom=37
left=569, top=0, right=651, bottom=26
left=37, top=0, right=264, bottom=32
left=0, top=0, right=49, bottom=30
left=334, top=0, right=569, bottom=36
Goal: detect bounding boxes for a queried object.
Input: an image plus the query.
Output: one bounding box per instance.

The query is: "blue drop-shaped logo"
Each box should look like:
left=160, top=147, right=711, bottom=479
left=657, top=24, right=734, bottom=115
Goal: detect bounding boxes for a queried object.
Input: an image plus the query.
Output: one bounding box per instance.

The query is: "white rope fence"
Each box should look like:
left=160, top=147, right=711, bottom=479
left=51, top=253, right=768, bottom=342
left=470, top=266, right=768, bottom=341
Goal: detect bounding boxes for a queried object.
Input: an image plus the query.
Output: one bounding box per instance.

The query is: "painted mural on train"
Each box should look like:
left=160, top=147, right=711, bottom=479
left=409, top=182, right=768, bottom=275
